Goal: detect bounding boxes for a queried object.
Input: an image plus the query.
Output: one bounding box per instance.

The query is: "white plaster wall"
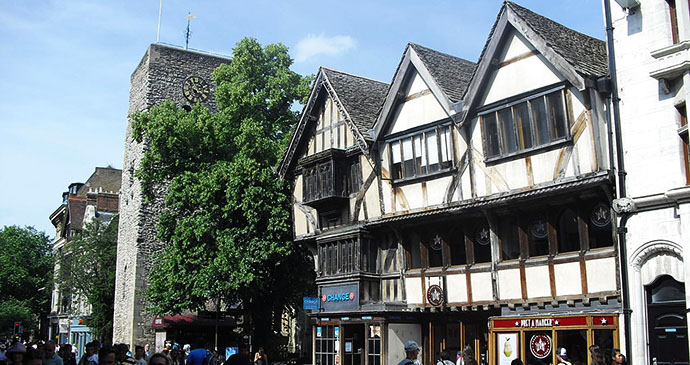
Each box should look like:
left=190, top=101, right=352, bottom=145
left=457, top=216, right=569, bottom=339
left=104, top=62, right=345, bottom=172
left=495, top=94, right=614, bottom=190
left=426, top=176, right=452, bottom=205
left=585, top=257, right=617, bottom=293
left=446, top=273, right=468, bottom=303
left=526, top=149, right=560, bottom=184
left=493, top=158, right=527, bottom=190
left=497, top=268, right=522, bottom=300
left=388, top=324, right=422, bottom=365
left=554, top=262, right=582, bottom=296
left=399, top=184, right=423, bottom=211
left=525, top=265, right=551, bottom=298
left=389, top=73, right=448, bottom=135
left=482, top=32, right=562, bottom=105
left=382, top=180, right=393, bottom=214
left=470, top=271, right=493, bottom=301
left=405, top=276, right=423, bottom=305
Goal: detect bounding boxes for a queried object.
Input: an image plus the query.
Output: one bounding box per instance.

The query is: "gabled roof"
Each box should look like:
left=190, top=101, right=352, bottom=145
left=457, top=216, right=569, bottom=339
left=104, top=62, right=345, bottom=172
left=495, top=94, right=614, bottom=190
left=76, top=167, right=122, bottom=197
left=372, top=43, right=476, bottom=140
left=505, top=2, right=608, bottom=79
left=461, top=1, right=608, bottom=122
left=322, top=68, right=389, bottom=137
left=408, top=43, right=477, bottom=104
left=279, top=67, right=388, bottom=179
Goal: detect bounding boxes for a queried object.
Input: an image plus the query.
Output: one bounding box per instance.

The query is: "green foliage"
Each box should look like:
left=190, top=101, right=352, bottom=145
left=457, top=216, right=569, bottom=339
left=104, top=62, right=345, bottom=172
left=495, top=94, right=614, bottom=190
left=58, top=216, right=119, bottom=343
left=133, top=38, right=314, bottom=346
left=0, top=226, right=52, bottom=334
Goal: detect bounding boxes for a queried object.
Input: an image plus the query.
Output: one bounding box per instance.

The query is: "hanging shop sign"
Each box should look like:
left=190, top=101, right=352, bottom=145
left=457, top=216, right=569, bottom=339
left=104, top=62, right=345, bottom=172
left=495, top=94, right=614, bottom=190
left=320, top=283, right=359, bottom=312
left=426, top=284, right=444, bottom=306
left=303, top=297, right=320, bottom=310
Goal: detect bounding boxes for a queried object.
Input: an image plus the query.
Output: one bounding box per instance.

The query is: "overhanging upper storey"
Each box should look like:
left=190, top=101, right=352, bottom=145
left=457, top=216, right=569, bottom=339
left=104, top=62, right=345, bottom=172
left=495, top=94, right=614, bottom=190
left=279, top=67, right=388, bottom=180
left=459, top=1, right=609, bottom=126
left=371, top=43, right=476, bottom=141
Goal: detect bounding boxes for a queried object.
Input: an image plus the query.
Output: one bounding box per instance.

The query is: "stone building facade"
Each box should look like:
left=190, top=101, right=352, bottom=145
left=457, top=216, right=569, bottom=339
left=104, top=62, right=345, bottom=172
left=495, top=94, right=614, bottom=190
left=113, top=43, right=230, bottom=347
left=608, top=0, right=690, bottom=363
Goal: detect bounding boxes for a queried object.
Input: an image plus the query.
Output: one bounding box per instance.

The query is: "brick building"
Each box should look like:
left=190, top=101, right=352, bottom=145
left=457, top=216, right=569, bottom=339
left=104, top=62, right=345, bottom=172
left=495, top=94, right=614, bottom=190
left=48, top=166, right=121, bottom=353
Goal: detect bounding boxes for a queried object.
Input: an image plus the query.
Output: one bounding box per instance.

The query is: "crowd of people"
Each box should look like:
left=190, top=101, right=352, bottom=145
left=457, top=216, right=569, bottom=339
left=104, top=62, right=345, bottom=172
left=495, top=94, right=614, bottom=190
left=0, top=339, right=232, bottom=365
left=397, top=340, right=628, bottom=365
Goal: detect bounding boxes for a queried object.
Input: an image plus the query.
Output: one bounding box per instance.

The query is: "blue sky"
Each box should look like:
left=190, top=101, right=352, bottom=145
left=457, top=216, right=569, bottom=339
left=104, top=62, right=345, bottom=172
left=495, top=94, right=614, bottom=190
left=0, top=0, right=606, bottom=237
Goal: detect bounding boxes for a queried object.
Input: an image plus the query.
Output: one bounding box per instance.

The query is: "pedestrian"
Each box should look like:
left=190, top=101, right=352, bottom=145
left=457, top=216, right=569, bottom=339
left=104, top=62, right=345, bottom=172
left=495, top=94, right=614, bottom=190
left=59, top=345, right=76, bottom=365
left=99, top=347, right=116, bottom=365
left=185, top=340, right=206, bottom=365
left=43, top=342, right=63, bottom=365
left=436, top=351, right=453, bottom=365
left=115, top=344, right=136, bottom=365
left=588, top=346, right=605, bottom=365
left=397, top=341, right=420, bottom=365
left=253, top=348, right=266, bottom=365
left=144, top=346, right=151, bottom=362
left=461, top=346, right=476, bottom=365
left=26, top=349, right=44, bottom=365
left=555, top=348, right=571, bottom=365
left=611, top=348, right=627, bottom=365
left=78, top=342, right=98, bottom=365
left=134, top=347, right=147, bottom=365
left=6, top=343, right=26, bottom=365
left=148, top=354, right=171, bottom=365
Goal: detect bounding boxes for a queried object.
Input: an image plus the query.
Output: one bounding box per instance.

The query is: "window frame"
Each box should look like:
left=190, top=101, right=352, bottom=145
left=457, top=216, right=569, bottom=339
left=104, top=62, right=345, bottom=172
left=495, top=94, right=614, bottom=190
left=479, top=85, right=571, bottom=162
left=386, top=121, right=455, bottom=184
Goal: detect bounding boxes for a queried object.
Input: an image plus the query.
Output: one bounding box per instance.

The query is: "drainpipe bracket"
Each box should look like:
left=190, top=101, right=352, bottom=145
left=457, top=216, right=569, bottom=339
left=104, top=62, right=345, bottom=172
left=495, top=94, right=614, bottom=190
left=612, top=197, right=636, bottom=214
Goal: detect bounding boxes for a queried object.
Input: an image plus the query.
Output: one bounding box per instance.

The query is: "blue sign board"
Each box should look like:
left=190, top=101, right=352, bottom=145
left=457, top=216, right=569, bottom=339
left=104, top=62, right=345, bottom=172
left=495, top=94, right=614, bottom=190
left=225, top=347, right=238, bottom=361
left=320, top=283, right=359, bottom=312
left=303, top=297, right=320, bottom=310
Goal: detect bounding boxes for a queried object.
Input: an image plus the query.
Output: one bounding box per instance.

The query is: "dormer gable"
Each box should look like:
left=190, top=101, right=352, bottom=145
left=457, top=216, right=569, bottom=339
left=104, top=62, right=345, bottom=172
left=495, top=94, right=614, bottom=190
left=279, top=67, right=388, bottom=180
left=461, top=1, right=608, bottom=123
left=372, top=43, right=476, bottom=140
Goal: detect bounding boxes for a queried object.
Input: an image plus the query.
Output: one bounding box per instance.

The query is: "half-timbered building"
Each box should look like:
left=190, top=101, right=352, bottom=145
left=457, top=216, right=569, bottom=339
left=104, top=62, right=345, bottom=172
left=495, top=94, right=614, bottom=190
left=281, top=3, right=621, bottom=365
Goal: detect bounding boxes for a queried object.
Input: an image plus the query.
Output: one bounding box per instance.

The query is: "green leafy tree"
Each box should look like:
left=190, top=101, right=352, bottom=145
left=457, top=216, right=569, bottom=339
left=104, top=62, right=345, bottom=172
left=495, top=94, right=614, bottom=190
left=0, top=226, right=52, bottom=336
left=58, top=216, right=118, bottom=343
left=133, top=38, right=314, bottom=349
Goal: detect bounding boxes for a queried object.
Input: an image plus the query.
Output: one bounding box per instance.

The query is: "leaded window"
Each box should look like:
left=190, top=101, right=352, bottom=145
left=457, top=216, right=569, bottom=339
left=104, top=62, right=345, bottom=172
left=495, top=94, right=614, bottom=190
left=481, top=88, right=570, bottom=159
left=389, top=124, right=453, bottom=181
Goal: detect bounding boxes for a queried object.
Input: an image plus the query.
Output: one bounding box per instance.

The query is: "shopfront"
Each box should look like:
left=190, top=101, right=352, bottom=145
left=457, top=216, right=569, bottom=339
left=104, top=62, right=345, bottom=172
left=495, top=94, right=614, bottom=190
left=490, top=314, right=619, bottom=365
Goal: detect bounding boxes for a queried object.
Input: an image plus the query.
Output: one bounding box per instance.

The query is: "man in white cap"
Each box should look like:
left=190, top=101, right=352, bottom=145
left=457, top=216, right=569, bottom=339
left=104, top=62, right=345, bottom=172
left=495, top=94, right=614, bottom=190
left=398, top=341, right=421, bottom=365
left=556, top=347, right=571, bottom=365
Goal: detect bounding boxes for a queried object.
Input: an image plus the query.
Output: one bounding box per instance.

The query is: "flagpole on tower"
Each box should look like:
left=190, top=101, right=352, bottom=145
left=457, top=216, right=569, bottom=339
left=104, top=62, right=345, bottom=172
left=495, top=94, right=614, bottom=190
left=185, top=12, right=195, bottom=50
left=156, top=0, right=163, bottom=42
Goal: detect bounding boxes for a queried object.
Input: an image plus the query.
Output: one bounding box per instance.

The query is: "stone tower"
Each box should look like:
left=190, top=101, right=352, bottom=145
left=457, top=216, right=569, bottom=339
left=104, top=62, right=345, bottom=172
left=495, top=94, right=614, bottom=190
left=114, top=43, right=230, bottom=346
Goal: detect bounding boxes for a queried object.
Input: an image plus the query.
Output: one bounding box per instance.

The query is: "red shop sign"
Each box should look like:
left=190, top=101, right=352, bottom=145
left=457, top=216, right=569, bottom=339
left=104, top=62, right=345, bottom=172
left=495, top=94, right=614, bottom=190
left=592, top=316, right=615, bottom=326
left=493, top=316, right=587, bottom=329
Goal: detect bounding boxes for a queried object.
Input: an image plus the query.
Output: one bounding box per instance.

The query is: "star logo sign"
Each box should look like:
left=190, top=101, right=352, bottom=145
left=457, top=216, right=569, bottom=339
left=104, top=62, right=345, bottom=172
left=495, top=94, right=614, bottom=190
left=515, top=321, right=520, bottom=327
left=529, top=334, right=551, bottom=359
left=601, top=318, right=607, bottom=324
left=535, top=339, right=546, bottom=352
left=426, top=284, right=444, bottom=306
left=554, top=320, right=560, bottom=326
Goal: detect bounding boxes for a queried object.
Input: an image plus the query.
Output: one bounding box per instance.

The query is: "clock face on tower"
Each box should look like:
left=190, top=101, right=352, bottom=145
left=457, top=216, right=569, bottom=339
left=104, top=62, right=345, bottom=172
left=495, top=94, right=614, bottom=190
left=182, top=76, right=210, bottom=103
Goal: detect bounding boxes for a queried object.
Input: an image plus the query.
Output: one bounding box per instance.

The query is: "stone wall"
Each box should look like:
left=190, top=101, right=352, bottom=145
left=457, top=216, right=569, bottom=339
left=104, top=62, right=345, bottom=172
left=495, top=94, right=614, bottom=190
left=113, top=43, right=230, bottom=347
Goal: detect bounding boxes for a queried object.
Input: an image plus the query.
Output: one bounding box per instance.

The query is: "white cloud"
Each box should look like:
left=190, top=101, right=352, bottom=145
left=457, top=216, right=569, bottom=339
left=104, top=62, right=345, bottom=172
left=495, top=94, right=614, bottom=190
left=293, top=34, right=356, bottom=62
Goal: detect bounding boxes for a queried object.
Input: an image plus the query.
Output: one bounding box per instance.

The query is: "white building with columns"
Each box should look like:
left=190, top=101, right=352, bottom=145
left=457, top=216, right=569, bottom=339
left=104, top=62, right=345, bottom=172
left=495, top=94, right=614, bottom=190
left=608, top=0, right=690, bottom=363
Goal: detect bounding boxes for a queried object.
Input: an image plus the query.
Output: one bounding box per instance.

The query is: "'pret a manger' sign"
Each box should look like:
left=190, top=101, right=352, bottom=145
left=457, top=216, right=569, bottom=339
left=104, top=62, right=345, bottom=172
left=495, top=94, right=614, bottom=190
left=492, top=315, right=615, bottom=329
